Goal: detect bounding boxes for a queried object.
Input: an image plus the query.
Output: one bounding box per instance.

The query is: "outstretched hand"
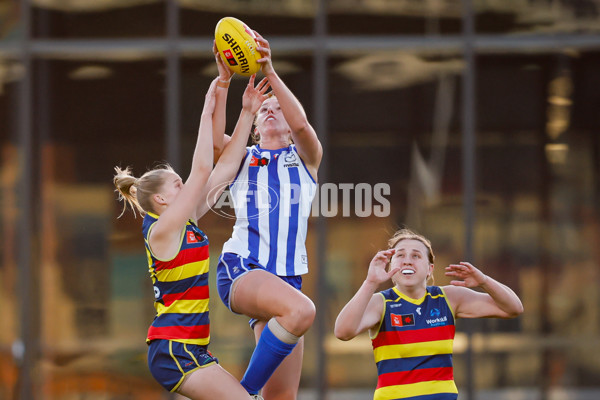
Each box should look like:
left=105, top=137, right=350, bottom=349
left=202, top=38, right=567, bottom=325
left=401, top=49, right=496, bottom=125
left=366, top=249, right=400, bottom=286
left=213, top=41, right=234, bottom=82
left=242, top=75, right=270, bottom=114
left=253, top=30, right=274, bottom=75
left=445, top=262, right=488, bottom=288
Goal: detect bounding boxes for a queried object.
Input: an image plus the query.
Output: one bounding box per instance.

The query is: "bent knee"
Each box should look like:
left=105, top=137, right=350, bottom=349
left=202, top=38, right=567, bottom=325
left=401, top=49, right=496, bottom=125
left=283, top=297, right=315, bottom=335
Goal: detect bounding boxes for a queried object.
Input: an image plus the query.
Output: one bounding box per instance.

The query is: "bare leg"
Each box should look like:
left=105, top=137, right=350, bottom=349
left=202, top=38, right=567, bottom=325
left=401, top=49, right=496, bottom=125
left=231, top=270, right=315, bottom=336
left=177, top=363, right=253, bottom=400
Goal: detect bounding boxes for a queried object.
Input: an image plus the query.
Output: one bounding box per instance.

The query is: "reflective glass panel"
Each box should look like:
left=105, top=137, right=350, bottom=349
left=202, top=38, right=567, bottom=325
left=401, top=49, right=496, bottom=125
left=328, top=0, right=463, bottom=35
left=179, top=0, right=316, bottom=36
left=34, top=55, right=166, bottom=398
left=474, top=0, right=600, bottom=34
left=474, top=49, right=600, bottom=397
left=0, top=55, right=20, bottom=400
left=0, top=0, right=21, bottom=42
left=32, top=0, right=166, bottom=39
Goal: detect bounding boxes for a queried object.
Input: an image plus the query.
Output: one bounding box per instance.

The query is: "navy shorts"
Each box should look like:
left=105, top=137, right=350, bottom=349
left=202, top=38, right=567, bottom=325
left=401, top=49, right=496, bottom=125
left=216, top=252, right=303, bottom=328
left=147, top=339, right=218, bottom=392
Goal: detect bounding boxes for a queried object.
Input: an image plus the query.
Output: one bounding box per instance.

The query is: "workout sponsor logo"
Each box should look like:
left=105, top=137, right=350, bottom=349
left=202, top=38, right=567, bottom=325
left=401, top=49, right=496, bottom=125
left=426, top=308, right=448, bottom=326
left=391, top=313, right=415, bottom=327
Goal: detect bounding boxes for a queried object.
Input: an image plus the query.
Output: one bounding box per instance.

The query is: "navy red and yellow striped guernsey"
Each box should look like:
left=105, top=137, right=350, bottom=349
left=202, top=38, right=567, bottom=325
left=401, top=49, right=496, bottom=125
left=142, top=212, right=211, bottom=345
left=370, top=286, right=458, bottom=400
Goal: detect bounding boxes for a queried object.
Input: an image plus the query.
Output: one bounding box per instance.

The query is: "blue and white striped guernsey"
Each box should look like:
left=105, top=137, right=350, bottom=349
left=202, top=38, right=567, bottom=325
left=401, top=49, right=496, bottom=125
left=222, top=144, right=317, bottom=276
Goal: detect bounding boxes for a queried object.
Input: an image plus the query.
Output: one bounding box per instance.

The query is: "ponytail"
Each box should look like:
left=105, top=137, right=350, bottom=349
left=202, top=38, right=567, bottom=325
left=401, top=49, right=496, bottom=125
left=113, top=166, right=144, bottom=217
left=113, top=164, right=174, bottom=218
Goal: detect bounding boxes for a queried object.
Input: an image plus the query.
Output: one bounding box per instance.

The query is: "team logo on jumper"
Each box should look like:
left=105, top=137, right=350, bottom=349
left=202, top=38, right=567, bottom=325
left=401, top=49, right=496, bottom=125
left=153, top=286, right=160, bottom=299
left=222, top=49, right=238, bottom=66
left=391, top=313, right=415, bottom=327
left=187, top=231, right=199, bottom=243
left=250, top=155, right=269, bottom=167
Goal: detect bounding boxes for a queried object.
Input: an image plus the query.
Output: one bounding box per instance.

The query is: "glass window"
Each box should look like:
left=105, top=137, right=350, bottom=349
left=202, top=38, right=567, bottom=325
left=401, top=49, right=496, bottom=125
left=34, top=55, right=166, bottom=397
left=7, top=0, right=600, bottom=397
left=0, top=55, right=20, bottom=400
left=32, top=1, right=166, bottom=39
left=328, top=0, right=463, bottom=35
left=473, top=50, right=600, bottom=395
left=179, top=0, right=316, bottom=36
left=0, top=0, right=21, bottom=42
left=474, top=0, right=600, bottom=35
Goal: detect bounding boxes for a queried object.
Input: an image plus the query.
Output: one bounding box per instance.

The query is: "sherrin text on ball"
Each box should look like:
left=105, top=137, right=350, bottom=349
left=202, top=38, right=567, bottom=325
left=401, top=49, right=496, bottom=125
left=215, top=17, right=261, bottom=76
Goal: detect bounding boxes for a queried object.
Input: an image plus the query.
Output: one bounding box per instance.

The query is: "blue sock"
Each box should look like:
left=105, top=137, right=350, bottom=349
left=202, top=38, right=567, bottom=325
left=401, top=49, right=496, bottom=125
left=240, top=324, right=297, bottom=395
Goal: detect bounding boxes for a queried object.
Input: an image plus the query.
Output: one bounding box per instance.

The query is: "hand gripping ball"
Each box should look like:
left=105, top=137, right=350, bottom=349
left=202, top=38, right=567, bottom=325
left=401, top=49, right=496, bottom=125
left=215, top=17, right=261, bottom=76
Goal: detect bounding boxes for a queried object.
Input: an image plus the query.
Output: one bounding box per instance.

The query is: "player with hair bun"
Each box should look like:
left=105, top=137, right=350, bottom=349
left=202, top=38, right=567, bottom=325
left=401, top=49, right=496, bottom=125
left=113, top=71, right=269, bottom=400
left=335, top=228, right=524, bottom=400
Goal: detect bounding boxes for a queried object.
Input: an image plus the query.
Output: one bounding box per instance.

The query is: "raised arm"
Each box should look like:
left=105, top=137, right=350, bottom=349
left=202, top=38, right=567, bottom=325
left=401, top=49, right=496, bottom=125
left=254, top=31, right=323, bottom=176
left=194, top=75, right=270, bottom=220
left=335, top=249, right=401, bottom=341
left=443, top=262, right=524, bottom=319
left=212, top=41, right=233, bottom=163
left=148, top=79, right=218, bottom=259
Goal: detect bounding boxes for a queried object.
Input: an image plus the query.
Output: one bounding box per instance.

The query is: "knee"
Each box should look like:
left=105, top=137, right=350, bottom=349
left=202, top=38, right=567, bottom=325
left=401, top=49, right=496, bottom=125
left=284, top=297, right=315, bottom=335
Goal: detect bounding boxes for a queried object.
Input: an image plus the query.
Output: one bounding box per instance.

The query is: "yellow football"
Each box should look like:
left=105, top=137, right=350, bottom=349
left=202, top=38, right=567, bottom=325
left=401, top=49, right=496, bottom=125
left=214, top=17, right=261, bottom=76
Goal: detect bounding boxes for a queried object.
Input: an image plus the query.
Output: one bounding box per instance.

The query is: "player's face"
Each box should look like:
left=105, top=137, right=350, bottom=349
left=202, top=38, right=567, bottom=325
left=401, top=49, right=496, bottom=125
left=159, top=171, right=184, bottom=206
left=255, top=97, right=291, bottom=137
left=390, top=239, right=433, bottom=287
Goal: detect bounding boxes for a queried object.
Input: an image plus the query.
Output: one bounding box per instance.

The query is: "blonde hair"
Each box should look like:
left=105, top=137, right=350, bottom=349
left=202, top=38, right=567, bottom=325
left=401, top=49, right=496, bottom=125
left=113, top=164, right=175, bottom=217
left=388, top=228, right=435, bottom=284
